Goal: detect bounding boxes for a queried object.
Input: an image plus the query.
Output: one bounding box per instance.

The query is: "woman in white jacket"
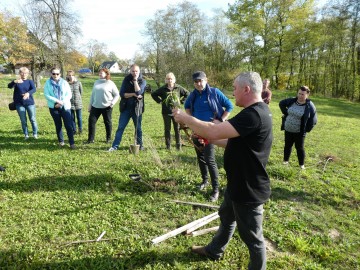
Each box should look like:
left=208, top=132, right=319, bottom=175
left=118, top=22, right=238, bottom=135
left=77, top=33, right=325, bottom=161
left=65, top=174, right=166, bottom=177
left=44, top=67, right=75, bottom=149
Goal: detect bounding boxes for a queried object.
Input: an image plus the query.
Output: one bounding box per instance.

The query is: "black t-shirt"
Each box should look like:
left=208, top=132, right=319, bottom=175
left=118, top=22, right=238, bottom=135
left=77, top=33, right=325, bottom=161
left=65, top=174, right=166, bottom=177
left=224, top=102, right=273, bottom=204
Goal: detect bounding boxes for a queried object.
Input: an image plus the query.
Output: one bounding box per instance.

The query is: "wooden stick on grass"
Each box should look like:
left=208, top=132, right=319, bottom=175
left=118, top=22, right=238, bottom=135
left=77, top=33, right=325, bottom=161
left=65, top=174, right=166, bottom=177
left=171, top=200, right=220, bottom=209
left=151, top=211, right=218, bottom=244
left=185, top=213, right=219, bottom=234
left=61, top=237, right=121, bottom=247
left=190, top=226, right=219, bottom=237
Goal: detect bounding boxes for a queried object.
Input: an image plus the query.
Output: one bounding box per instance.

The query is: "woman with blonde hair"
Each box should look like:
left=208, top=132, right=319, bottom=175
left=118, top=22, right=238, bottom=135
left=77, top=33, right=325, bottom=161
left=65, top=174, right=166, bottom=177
left=8, top=67, right=38, bottom=139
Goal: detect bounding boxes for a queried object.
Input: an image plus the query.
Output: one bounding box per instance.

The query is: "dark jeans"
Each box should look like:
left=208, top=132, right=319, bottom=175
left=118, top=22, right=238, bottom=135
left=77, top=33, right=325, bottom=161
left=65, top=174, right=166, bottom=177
left=162, top=113, right=180, bottom=149
left=112, top=108, right=143, bottom=149
left=71, top=109, right=82, bottom=132
left=206, top=190, right=266, bottom=270
left=284, top=131, right=306, bottom=165
left=194, top=142, right=219, bottom=191
left=88, top=106, right=112, bottom=142
left=49, top=108, right=74, bottom=145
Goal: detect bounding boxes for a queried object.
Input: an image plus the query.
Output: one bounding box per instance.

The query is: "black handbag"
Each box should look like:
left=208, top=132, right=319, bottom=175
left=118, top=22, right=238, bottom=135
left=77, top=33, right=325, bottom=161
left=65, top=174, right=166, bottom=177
left=8, top=102, right=16, bottom=111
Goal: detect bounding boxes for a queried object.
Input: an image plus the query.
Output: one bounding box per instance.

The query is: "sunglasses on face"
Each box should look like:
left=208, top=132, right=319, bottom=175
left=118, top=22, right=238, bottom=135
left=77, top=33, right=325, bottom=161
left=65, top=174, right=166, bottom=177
left=52, top=73, right=60, bottom=75
left=194, top=79, right=202, bottom=83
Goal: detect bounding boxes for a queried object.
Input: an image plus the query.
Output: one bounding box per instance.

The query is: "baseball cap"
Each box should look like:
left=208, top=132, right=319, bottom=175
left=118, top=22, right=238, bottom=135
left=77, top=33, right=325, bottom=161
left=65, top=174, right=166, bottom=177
left=192, top=71, right=207, bottom=80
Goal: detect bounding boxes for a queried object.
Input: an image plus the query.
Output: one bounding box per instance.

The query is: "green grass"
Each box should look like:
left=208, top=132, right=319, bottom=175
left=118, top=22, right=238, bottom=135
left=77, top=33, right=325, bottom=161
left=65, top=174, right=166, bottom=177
left=0, top=74, right=359, bottom=269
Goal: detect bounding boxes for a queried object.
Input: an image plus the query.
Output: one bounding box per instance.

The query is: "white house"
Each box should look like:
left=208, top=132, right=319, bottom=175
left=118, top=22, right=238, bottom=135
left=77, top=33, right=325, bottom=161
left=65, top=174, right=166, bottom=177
left=99, top=61, right=121, bottom=73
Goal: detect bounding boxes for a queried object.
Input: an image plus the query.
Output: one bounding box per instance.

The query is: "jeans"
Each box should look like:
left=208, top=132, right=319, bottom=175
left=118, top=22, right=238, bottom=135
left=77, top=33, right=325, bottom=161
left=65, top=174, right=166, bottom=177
left=16, top=104, right=38, bottom=136
left=163, top=113, right=180, bottom=148
left=112, top=108, right=143, bottom=149
left=284, top=131, right=306, bottom=165
left=71, top=109, right=82, bottom=132
left=49, top=108, right=75, bottom=145
left=88, top=106, right=113, bottom=142
left=206, top=190, right=266, bottom=270
left=194, top=142, right=219, bottom=191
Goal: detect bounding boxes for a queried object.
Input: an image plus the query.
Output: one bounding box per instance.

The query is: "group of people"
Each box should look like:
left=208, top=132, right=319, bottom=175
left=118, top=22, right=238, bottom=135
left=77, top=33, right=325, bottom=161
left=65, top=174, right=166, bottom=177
left=4, top=66, right=318, bottom=269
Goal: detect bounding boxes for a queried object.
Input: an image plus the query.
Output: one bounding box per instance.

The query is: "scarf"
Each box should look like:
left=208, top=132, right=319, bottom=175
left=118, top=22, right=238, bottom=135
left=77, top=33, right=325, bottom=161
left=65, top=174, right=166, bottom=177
left=51, top=78, right=62, bottom=100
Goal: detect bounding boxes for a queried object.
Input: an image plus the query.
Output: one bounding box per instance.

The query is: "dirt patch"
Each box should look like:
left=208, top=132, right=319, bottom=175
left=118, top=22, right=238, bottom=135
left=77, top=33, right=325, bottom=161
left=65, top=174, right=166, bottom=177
left=328, top=229, right=341, bottom=240
left=265, top=238, right=278, bottom=253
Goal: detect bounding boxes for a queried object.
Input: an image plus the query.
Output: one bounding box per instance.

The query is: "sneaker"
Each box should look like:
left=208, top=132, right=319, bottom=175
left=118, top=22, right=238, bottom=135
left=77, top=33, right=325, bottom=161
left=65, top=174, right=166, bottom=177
left=85, top=140, right=94, bottom=144
left=25, top=135, right=29, bottom=140
left=108, top=147, right=116, bottom=152
left=283, top=161, right=289, bottom=165
left=209, top=190, right=219, bottom=202
left=300, top=165, right=305, bottom=170
left=59, top=141, right=65, bottom=146
left=197, top=182, right=209, bottom=191
left=33, top=134, right=38, bottom=139
left=0, top=166, right=5, bottom=172
left=70, top=144, right=76, bottom=150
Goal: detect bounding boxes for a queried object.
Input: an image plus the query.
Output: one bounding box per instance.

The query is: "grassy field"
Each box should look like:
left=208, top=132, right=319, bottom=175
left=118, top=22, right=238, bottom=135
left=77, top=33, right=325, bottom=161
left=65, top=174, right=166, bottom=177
left=0, top=74, right=359, bottom=270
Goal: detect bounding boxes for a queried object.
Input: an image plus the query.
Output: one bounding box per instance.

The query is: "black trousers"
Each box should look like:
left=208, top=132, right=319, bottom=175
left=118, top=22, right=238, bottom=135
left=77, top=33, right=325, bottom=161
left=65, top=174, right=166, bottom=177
left=88, top=106, right=112, bottom=142
left=162, top=113, right=181, bottom=148
left=284, top=131, right=306, bottom=166
left=194, top=142, right=219, bottom=191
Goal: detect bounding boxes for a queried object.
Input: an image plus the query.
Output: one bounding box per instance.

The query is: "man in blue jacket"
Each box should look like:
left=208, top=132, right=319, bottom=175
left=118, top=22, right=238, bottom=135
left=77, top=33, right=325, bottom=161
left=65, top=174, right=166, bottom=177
left=184, top=71, right=233, bottom=201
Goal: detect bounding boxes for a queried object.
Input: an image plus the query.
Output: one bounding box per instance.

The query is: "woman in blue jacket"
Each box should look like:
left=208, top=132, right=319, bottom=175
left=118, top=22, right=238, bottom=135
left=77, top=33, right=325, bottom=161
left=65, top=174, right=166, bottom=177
left=279, top=86, right=317, bottom=169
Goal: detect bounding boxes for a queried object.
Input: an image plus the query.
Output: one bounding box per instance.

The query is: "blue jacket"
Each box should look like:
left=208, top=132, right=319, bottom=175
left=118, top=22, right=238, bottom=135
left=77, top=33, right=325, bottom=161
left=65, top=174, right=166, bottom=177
left=44, top=78, right=72, bottom=110
left=279, top=97, right=317, bottom=136
left=184, top=84, right=233, bottom=121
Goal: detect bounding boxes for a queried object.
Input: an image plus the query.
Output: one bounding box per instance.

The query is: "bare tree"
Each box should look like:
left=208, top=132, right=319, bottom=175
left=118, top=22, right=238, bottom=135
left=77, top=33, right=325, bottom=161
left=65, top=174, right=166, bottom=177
left=24, top=0, right=81, bottom=77
left=85, top=39, right=108, bottom=73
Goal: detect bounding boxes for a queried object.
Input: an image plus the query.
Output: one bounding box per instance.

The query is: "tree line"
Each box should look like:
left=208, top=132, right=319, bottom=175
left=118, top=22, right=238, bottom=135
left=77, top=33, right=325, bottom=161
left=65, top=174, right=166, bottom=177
left=1, top=0, right=359, bottom=100
left=140, top=0, right=360, bottom=100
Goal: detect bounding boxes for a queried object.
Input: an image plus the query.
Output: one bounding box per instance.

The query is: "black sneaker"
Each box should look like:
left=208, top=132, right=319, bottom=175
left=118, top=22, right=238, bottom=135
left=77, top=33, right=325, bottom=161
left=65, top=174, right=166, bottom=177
left=0, top=166, right=5, bottom=172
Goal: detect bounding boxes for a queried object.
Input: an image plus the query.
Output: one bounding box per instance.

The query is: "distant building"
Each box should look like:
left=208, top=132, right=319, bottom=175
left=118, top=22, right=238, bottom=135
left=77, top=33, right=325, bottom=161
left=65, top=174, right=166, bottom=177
left=99, top=61, right=121, bottom=73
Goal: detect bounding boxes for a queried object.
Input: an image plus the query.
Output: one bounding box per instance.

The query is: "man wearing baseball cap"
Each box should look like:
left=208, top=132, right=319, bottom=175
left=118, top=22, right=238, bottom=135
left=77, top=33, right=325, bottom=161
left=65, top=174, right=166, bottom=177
left=184, top=71, right=233, bottom=202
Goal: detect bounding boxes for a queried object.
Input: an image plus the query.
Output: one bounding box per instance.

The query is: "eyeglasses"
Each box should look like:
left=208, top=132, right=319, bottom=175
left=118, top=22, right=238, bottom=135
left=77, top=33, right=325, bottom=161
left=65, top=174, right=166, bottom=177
left=52, top=73, right=60, bottom=75
left=194, top=79, right=202, bottom=83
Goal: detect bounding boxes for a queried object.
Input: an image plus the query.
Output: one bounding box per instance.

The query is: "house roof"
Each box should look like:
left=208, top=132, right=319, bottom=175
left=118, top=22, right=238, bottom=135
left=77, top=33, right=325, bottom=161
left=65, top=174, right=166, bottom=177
left=100, top=61, right=117, bottom=68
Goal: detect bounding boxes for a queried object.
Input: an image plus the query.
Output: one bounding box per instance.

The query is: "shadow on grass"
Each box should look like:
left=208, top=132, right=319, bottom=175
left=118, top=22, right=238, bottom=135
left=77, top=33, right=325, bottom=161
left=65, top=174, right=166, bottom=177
left=0, top=132, right=76, bottom=151
left=0, top=248, right=202, bottom=270
left=270, top=186, right=356, bottom=209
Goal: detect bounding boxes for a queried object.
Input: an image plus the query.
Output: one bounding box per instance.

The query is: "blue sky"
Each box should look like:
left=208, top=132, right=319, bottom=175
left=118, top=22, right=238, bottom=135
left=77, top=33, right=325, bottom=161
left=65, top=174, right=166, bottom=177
left=1, top=0, right=234, bottom=59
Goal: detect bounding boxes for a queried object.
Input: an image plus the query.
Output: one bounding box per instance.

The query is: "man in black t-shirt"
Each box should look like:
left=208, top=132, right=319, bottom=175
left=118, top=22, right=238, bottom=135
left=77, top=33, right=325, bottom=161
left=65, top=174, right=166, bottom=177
left=173, top=71, right=273, bottom=270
